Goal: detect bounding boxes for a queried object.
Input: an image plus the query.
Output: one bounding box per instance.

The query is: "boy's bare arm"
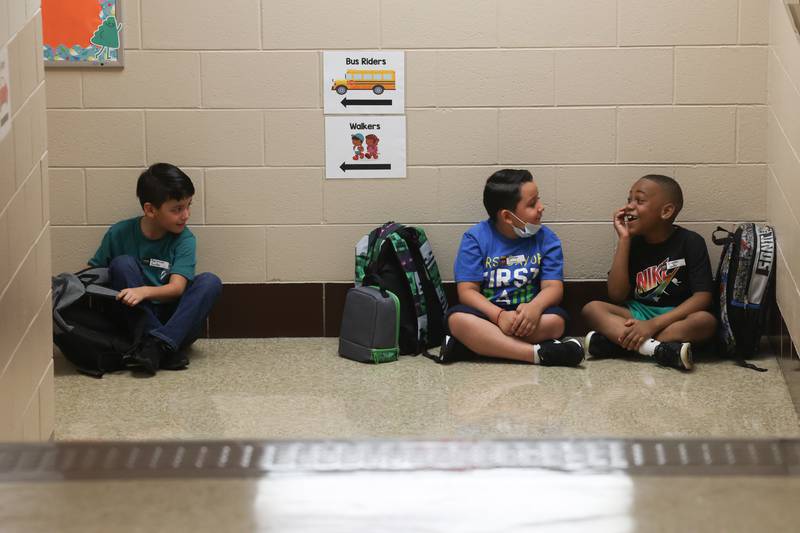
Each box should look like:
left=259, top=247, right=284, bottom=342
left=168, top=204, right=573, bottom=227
left=648, top=291, right=712, bottom=332
left=511, top=280, right=563, bottom=337
left=608, top=208, right=632, bottom=303
left=117, top=274, right=188, bottom=307
left=607, top=238, right=631, bottom=303
left=456, top=281, right=506, bottom=325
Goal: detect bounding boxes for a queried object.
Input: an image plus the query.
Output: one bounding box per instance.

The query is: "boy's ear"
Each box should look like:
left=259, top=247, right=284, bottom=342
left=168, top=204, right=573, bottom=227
left=660, top=202, right=676, bottom=221
left=142, top=202, right=157, bottom=218
left=498, top=208, right=511, bottom=225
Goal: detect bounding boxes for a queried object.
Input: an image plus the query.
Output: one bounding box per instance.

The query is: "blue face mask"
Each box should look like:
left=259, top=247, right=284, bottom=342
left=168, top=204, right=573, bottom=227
left=508, top=211, right=541, bottom=238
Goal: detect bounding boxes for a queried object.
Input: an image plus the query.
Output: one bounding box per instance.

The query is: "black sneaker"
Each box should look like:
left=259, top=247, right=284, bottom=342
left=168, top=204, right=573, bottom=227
left=537, top=338, right=584, bottom=367
left=126, top=336, right=164, bottom=376
left=161, top=349, right=189, bottom=371
left=427, top=334, right=473, bottom=364
left=583, top=331, right=633, bottom=359
left=653, top=342, right=693, bottom=371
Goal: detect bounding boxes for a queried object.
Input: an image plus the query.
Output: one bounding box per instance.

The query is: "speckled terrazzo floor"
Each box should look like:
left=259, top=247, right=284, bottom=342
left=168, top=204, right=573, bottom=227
left=54, top=338, right=800, bottom=441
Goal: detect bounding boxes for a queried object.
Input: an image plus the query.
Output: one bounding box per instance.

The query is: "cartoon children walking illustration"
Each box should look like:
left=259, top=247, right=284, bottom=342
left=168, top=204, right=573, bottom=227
left=352, top=133, right=365, bottom=160
left=365, top=134, right=379, bottom=159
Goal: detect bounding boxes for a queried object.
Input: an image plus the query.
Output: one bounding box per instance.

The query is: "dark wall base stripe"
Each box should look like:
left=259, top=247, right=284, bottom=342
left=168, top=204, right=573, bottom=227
left=208, top=281, right=607, bottom=338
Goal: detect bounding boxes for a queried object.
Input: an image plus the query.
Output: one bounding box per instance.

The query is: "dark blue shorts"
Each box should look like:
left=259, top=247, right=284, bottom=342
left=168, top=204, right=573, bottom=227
left=445, top=304, right=569, bottom=334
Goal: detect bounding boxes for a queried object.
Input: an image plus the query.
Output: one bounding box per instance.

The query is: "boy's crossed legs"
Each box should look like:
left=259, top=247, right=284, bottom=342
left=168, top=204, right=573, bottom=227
left=108, top=255, right=222, bottom=374
left=439, top=305, right=584, bottom=366
left=581, top=300, right=716, bottom=370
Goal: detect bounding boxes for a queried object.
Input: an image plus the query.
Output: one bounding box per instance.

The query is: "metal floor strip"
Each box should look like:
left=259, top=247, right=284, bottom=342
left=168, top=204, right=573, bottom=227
left=1, top=439, right=800, bottom=482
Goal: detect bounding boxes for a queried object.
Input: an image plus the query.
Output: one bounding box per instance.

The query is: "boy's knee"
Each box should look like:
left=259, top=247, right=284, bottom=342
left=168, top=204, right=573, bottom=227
left=108, top=255, right=139, bottom=274
left=194, top=273, right=222, bottom=297
left=581, top=300, right=603, bottom=321
left=447, top=312, right=469, bottom=335
left=693, top=310, right=717, bottom=331
left=539, top=313, right=565, bottom=338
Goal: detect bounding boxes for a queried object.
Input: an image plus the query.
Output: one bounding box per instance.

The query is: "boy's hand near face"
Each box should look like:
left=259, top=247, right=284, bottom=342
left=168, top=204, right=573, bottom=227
left=117, top=286, right=150, bottom=307
left=510, top=302, right=542, bottom=338
left=619, top=318, right=659, bottom=350
left=613, top=208, right=630, bottom=240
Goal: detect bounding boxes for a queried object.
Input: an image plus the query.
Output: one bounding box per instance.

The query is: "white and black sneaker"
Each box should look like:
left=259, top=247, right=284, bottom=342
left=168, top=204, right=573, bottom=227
left=653, top=342, right=693, bottom=371
left=583, top=331, right=632, bottom=359
left=538, top=338, right=584, bottom=367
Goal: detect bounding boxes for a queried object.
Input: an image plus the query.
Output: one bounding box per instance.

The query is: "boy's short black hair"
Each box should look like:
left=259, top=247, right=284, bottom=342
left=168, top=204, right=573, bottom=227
left=640, top=174, right=683, bottom=220
left=136, top=163, right=195, bottom=208
left=483, top=169, right=533, bottom=222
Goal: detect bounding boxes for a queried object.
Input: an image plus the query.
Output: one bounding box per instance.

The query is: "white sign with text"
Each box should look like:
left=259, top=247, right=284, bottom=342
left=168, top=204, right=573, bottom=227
left=324, top=51, right=405, bottom=115
left=325, top=116, right=406, bottom=179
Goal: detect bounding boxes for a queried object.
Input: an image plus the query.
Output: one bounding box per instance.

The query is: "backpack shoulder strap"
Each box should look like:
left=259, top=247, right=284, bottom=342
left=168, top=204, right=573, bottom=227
left=412, top=227, right=449, bottom=315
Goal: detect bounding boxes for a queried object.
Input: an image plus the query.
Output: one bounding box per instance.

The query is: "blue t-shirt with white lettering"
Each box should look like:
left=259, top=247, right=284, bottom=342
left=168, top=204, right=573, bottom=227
left=454, top=220, right=564, bottom=310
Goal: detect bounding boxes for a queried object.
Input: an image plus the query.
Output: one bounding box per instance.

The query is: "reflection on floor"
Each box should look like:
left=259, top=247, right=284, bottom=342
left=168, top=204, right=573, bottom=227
left=4, top=470, right=800, bottom=532
left=55, top=338, right=800, bottom=441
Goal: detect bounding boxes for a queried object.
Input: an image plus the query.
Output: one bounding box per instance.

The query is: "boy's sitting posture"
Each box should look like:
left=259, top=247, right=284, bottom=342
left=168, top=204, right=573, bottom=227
left=581, top=175, right=717, bottom=370
left=88, top=163, right=222, bottom=375
left=435, top=169, right=584, bottom=366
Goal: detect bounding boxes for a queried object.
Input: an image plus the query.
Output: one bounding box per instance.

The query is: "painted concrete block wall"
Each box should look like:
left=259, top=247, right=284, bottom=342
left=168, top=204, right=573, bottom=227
left=0, top=0, right=54, bottom=442
left=767, top=0, right=800, bottom=350
left=47, top=0, right=768, bottom=284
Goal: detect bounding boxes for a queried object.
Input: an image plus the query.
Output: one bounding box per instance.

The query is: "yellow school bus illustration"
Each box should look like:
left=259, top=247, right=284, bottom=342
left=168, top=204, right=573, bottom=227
left=332, top=69, right=396, bottom=95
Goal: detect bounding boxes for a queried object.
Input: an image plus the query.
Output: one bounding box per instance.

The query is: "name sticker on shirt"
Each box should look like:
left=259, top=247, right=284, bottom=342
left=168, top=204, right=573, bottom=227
left=149, top=258, right=170, bottom=270
left=666, top=258, right=686, bottom=269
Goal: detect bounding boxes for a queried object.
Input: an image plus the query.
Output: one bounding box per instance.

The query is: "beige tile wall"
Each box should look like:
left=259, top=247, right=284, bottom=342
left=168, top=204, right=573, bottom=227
left=1, top=0, right=53, bottom=442
left=48, top=0, right=768, bottom=287
left=768, top=0, right=800, bottom=350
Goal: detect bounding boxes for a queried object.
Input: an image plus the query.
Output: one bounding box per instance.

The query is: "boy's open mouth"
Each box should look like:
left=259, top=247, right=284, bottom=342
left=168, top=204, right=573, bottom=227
left=624, top=214, right=639, bottom=222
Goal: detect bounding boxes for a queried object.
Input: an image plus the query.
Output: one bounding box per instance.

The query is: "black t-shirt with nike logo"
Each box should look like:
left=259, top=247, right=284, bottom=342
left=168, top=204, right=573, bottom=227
left=627, top=226, right=714, bottom=308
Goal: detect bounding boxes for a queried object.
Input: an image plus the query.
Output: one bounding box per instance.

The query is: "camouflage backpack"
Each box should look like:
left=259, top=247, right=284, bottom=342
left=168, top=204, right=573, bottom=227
left=355, top=222, right=449, bottom=355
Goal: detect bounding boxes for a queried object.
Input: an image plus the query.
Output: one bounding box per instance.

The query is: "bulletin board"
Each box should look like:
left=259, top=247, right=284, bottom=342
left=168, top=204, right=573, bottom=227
left=42, top=0, right=124, bottom=67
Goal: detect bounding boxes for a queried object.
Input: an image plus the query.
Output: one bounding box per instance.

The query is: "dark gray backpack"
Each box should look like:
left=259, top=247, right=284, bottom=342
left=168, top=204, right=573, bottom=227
left=338, top=286, right=400, bottom=364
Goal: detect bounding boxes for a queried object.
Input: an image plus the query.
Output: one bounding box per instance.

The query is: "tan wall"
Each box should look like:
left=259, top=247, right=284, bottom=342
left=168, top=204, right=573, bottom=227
left=0, top=1, right=54, bottom=441
left=768, top=0, right=800, bottom=349
left=48, top=0, right=768, bottom=283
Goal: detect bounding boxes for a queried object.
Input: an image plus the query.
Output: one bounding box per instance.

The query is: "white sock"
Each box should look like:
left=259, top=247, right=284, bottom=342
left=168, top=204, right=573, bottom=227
left=638, top=338, right=660, bottom=357
left=532, top=344, right=541, bottom=364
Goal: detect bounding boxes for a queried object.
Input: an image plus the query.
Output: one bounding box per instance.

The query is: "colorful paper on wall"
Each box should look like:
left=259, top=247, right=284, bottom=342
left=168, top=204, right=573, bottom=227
left=42, top=0, right=123, bottom=66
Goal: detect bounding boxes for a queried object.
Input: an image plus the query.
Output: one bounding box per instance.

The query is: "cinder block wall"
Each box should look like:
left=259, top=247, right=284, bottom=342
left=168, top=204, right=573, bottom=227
left=48, top=0, right=767, bottom=285
left=767, top=0, right=800, bottom=349
left=0, top=1, right=54, bottom=441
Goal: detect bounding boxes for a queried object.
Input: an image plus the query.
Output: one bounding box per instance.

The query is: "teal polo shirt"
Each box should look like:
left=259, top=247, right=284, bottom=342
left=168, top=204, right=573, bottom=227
left=89, top=217, right=196, bottom=287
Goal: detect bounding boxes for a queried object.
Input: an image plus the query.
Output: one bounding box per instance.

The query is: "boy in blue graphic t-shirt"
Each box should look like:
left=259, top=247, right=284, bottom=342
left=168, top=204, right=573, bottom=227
left=431, top=169, right=584, bottom=366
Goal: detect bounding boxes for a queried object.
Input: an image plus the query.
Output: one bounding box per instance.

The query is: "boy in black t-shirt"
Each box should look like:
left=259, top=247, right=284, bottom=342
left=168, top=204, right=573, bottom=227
left=581, top=175, right=717, bottom=370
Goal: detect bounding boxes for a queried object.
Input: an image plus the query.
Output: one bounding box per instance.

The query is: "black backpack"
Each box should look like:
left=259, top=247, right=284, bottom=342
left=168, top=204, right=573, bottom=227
left=712, top=223, right=776, bottom=372
left=52, top=268, right=148, bottom=378
left=354, top=222, right=449, bottom=355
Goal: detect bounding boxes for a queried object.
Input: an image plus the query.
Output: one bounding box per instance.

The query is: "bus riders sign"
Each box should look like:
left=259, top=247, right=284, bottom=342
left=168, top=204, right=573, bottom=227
left=324, top=51, right=405, bottom=115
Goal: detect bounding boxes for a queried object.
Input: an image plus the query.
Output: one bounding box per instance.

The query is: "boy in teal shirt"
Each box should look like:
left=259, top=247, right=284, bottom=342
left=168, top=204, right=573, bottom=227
left=89, top=163, right=222, bottom=375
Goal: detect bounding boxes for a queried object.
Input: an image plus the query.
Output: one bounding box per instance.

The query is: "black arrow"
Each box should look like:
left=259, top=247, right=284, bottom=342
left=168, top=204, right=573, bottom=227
left=341, top=97, right=392, bottom=107
left=340, top=162, right=392, bottom=172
